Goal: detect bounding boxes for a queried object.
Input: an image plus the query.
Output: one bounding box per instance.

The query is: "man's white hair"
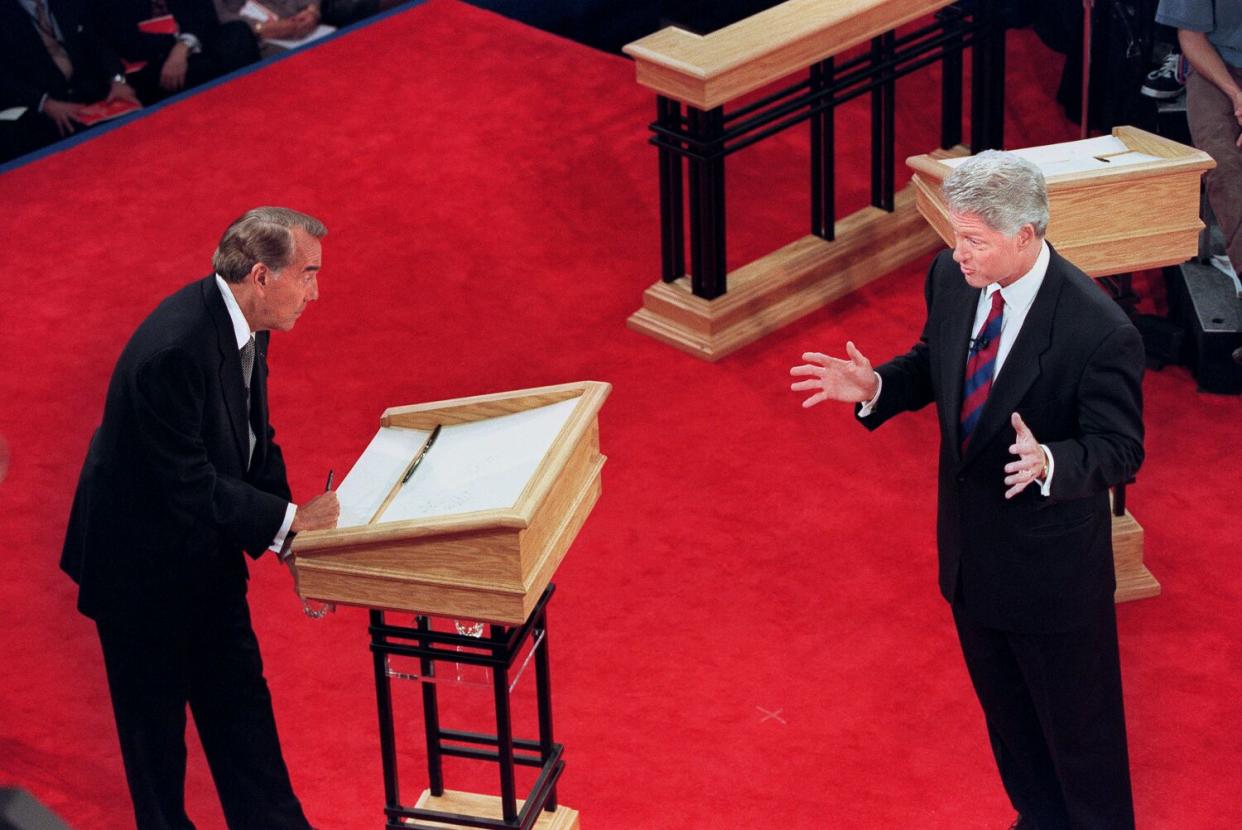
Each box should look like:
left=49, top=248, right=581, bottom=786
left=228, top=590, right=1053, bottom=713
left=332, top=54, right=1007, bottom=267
left=942, top=149, right=1049, bottom=238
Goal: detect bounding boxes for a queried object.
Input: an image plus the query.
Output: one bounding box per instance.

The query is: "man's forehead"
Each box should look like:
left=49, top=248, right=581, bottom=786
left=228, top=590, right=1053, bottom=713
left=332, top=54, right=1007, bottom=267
left=292, top=229, right=322, bottom=266
left=949, top=211, right=997, bottom=234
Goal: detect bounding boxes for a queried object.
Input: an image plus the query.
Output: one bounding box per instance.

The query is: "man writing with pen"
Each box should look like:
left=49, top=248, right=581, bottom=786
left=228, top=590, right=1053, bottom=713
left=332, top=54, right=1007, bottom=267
left=62, top=206, right=339, bottom=830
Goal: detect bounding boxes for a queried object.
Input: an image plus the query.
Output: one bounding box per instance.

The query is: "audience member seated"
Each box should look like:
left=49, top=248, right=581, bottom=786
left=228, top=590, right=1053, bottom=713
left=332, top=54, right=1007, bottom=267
left=1156, top=0, right=1242, bottom=281
left=214, top=0, right=397, bottom=52
left=1, top=0, right=143, bottom=162
left=214, top=0, right=323, bottom=55
left=98, top=0, right=261, bottom=104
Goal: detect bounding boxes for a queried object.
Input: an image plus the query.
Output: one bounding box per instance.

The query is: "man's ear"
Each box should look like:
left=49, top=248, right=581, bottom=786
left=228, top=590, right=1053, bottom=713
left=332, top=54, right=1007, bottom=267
left=249, top=262, right=269, bottom=289
left=1016, top=224, right=1036, bottom=249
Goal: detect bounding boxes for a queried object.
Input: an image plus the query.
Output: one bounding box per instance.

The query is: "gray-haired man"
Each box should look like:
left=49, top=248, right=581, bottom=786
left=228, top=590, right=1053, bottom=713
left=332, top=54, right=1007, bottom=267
left=791, top=152, right=1144, bottom=829
left=62, top=207, right=339, bottom=829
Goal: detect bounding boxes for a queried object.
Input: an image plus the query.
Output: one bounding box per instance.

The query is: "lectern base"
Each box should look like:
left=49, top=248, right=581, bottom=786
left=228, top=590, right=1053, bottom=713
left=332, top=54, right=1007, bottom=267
left=1112, top=509, right=1160, bottom=603
left=628, top=184, right=942, bottom=362
left=411, top=791, right=579, bottom=830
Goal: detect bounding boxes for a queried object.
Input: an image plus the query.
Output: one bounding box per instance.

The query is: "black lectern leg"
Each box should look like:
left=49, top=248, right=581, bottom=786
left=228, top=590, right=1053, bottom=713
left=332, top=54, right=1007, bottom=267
left=369, top=610, right=402, bottom=817
left=534, top=606, right=557, bottom=811
left=490, top=624, right=518, bottom=824
left=418, top=615, right=445, bottom=796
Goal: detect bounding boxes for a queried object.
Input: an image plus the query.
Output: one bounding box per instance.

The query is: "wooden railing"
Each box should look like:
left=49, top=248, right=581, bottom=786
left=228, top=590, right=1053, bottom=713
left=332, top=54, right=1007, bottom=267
left=623, top=0, right=1007, bottom=360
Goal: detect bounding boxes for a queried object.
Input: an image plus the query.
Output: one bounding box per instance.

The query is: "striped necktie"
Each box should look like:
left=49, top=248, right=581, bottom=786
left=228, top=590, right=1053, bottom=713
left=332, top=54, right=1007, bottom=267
left=240, top=336, right=256, bottom=464
left=960, top=290, right=1004, bottom=450
left=33, top=0, right=74, bottom=79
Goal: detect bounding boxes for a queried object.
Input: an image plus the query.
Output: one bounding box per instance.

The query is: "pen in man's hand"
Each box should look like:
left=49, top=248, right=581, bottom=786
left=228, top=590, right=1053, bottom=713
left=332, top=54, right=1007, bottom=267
left=325, top=469, right=334, bottom=491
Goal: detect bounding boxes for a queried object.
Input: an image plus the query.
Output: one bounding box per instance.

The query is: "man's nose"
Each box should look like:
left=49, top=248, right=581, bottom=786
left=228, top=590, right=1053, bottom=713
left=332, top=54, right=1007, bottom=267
left=307, top=275, right=319, bottom=301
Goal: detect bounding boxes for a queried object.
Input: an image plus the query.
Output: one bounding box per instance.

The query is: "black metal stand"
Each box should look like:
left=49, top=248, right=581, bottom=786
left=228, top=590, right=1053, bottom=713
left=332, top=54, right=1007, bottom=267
left=646, top=2, right=1008, bottom=301
left=369, top=585, right=563, bottom=830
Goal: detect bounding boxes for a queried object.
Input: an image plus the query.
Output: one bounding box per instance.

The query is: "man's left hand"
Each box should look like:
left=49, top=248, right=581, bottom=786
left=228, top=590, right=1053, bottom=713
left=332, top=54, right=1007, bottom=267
left=160, top=42, right=190, bottom=91
left=108, top=79, right=141, bottom=105
left=1003, top=411, right=1046, bottom=499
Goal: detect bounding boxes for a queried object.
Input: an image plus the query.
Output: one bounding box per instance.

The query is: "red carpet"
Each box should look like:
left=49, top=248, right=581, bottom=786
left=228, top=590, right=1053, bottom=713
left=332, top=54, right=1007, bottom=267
left=1, top=2, right=1239, bottom=827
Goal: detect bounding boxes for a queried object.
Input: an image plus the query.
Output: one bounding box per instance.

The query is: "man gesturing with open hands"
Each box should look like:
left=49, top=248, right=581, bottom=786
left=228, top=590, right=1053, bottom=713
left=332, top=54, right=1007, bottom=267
left=790, top=152, right=1145, bottom=830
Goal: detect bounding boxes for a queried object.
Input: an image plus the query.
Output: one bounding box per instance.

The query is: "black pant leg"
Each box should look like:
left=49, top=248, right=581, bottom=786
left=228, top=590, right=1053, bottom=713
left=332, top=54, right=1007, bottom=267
left=96, top=619, right=197, bottom=830
left=186, top=595, right=310, bottom=830
left=1010, top=603, right=1135, bottom=830
left=206, top=21, right=261, bottom=76
left=954, top=609, right=1070, bottom=829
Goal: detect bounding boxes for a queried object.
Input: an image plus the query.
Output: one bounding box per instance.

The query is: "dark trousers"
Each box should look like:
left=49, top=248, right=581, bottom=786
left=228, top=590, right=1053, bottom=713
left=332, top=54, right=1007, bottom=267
left=96, top=593, right=310, bottom=830
left=953, top=602, right=1135, bottom=830
left=1187, top=64, right=1242, bottom=276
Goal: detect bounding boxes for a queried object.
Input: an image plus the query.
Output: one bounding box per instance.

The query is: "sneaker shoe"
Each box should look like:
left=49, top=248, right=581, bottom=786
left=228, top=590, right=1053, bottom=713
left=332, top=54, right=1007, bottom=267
left=1209, top=253, right=1241, bottom=296
left=1142, top=53, right=1187, bottom=98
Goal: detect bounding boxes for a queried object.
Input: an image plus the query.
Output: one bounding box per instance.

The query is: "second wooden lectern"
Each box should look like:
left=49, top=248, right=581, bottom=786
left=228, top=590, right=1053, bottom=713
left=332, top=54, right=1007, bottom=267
left=290, top=381, right=610, bottom=830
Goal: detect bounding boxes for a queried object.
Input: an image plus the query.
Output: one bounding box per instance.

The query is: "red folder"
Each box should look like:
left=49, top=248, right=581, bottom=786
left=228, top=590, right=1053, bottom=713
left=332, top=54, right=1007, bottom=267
left=75, top=98, right=142, bottom=126
left=137, top=14, right=178, bottom=34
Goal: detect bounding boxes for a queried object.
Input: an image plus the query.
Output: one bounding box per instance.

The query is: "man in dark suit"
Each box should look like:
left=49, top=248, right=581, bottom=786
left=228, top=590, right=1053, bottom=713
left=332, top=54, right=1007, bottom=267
left=96, top=0, right=259, bottom=104
left=0, top=0, right=142, bottom=160
left=790, top=151, right=1143, bottom=829
left=62, top=207, right=339, bottom=829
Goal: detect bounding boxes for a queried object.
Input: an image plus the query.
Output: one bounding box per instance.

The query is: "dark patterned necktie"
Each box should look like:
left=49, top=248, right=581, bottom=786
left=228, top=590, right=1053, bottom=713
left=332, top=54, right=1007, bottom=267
left=960, top=290, right=1004, bottom=451
left=240, top=336, right=256, bottom=464
left=33, top=0, right=74, bottom=79
left=151, top=0, right=170, bottom=16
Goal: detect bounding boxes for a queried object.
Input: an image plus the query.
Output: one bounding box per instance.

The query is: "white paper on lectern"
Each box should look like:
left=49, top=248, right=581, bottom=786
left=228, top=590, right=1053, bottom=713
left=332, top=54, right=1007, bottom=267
left=335, top=426, right=432, bottom=527
left=939, top=137, right=1157, bottom=178
left=382, top=398, right=579, bottom=521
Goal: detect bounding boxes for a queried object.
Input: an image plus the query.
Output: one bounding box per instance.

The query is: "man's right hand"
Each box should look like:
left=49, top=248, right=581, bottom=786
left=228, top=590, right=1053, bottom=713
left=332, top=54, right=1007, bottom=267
left=789, top=341, right=880, bottom=407
left=42, top=99, right=86, bottom=136
left=291, top=491, right=339, bottom=532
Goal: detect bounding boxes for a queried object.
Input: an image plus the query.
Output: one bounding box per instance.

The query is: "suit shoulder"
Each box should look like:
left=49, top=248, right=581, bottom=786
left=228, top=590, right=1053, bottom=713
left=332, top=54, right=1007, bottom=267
left=1052, top=256, right=1135, bottom=334
left=120, top=279, right=217, bottom=364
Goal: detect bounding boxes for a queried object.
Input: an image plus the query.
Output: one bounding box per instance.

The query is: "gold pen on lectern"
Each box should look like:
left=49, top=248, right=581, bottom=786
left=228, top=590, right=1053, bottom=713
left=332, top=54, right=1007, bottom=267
left=400, top=424, right=442, bottom=485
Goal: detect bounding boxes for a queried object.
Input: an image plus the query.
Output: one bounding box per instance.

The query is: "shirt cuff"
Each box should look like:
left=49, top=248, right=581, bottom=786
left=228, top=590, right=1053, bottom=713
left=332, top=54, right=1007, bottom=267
left=856, top=372, right=883, bottom=417
left=37, top=93, right=48, bottom=113
left=177, top=32, right=202, bottom=53
left=1035, top=444, right=1054, bottom=497
left=269, top=502, right=296, bottom=556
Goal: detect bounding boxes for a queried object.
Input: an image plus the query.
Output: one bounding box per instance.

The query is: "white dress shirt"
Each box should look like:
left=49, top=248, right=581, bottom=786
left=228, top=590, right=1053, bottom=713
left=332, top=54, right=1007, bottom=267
left=215, top=275, right=296, bottom=550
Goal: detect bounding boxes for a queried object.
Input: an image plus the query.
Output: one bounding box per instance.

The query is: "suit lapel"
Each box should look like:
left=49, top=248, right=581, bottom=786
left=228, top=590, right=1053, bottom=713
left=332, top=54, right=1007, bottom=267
left=203, top=277, right=251, bottom=468
left=938, top=279, right=980, bottom=463
left=960, top=255, right=1065, bottom=467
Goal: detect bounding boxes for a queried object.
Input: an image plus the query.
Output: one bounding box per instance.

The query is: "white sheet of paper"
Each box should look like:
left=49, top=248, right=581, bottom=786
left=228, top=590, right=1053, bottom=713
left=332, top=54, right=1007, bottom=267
left=237, top=0, right=277, bottom=21
left=1011, top=135, right=1128, bottom=166
left=940, top=137, right=1138, bottom=175
left=381, top=398, right=579, bottom=521
left=266, top=24, right=335, bottom=49
left=335, top=426, right=431, bottom=527
left=0, top=107, right=27, bottom=121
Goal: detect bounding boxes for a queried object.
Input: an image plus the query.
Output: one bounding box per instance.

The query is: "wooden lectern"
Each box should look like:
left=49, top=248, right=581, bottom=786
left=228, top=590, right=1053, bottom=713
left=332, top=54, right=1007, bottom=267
left=907, top=126, right=1216, bottom=278
left=290, top=381, right=610, bottom=830
left=905, top=127, right=1216, bottom=604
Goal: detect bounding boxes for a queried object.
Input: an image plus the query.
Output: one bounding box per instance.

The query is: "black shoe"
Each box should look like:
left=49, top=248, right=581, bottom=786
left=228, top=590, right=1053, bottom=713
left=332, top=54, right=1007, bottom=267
left=1141, top=53, right=1187, bottom=99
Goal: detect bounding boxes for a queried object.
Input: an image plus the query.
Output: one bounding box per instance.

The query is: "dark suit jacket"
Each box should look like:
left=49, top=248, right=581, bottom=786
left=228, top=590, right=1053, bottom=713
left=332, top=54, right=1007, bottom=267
left=0, top=0, right=122, bottom=108
left=861, top=247, right=1145, bottom=633
left=62, top=276, right=291, bottom=622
